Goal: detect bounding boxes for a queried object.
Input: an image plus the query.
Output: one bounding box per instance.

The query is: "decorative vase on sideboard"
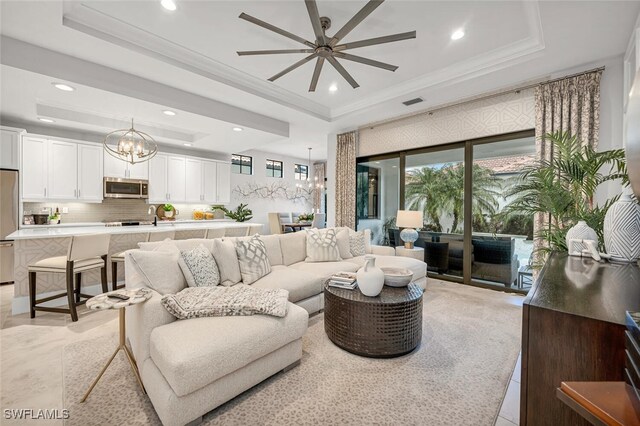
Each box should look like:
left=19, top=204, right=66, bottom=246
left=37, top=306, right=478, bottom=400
left=604, top=190, right=640, bottom=263
left=357, top=255, right=385, bottom=297
left=566, top=220, right=598, bottom=256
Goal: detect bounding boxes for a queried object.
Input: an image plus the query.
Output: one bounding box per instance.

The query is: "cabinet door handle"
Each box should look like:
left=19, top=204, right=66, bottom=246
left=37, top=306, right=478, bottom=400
left=44, top=187, right=47, bottom=197
left=74, top=189, right=77, bottom=197
left=78, top=189, right=81, bottom=198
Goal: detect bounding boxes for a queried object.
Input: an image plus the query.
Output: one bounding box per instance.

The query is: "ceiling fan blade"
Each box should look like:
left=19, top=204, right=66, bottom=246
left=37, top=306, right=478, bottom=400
left=238, top=49, right=315, bottom=56
left=304, top=0, right=327, bottom=46
left=268, top=53, right=318, bottom=82
left=334, top=52, right=398, bottom=72
left=326, top=56, right=359, bottom=88
left=329, top=0, right=384, bottom=47
left=239, top=12, right=316, bottom=48
left=334, top=31, right=416, bottom=51
left=309, top=57, right=325, bottom=92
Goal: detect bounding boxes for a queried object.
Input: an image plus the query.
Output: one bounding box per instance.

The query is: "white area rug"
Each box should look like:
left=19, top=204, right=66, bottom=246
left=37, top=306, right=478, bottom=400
left=63, top=281, right=522, bottom=425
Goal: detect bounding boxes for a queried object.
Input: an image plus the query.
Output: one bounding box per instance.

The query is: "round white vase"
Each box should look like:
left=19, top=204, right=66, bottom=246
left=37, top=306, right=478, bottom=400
left=565, top=220, right=598, bottom=256
left=357, top=255, right=385, bottom=297
left=604, top=190, right=640, bottom=263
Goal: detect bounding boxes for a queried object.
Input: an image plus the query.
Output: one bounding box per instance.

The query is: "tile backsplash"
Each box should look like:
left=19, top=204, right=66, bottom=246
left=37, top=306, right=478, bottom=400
left=23, top=199, right=221, bottom=224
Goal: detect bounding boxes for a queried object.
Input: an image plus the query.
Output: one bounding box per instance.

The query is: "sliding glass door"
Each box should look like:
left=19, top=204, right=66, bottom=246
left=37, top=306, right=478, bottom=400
left=355, top=130, right=535, bottom=294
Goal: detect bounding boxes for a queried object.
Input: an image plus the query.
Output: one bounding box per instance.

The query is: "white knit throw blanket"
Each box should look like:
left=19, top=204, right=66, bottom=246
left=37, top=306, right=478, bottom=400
left=161, top=284, right=289, bottom=320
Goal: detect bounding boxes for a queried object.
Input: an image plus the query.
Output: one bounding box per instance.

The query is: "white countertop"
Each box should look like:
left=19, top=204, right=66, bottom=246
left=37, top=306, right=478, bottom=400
left=8, top=221, right=257, bottom=240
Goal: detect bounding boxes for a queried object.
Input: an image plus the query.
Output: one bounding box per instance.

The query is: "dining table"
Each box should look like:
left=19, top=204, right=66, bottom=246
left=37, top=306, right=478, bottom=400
left=281, top=222, right=312, bottom=232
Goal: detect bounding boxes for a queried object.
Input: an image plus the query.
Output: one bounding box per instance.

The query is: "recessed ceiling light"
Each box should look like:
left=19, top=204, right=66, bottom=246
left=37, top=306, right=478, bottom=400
left=451, top=29, right=465, bottom=41
left=183, top=143, right=192, bottom=147
left=329, top=84, right=338, bottom=92
left=161, top=0, right=176, bottom=11
left=38, top=118, right=55, bottom=123
left=232, top=127, right=243, bottom=132
left=163, top=110, right=176, bottom=116
left=52, top=83, right=75, bottom=92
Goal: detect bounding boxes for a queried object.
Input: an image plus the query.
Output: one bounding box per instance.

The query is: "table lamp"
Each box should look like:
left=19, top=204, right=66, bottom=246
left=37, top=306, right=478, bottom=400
left=396, top=210, right=423, bottom=249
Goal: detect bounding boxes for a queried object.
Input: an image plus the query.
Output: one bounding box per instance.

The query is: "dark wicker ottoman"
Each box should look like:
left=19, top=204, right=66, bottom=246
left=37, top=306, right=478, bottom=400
left=324, top=283, right=423, bottom=358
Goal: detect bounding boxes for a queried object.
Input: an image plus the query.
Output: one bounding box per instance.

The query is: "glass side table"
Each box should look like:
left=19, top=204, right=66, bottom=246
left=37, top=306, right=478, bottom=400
left=81, top=288, right=152, bottom=402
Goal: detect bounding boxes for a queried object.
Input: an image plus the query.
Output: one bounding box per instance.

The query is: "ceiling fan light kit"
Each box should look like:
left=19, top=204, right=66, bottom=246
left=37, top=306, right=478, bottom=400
left=237, top=0, right=416, bottom=92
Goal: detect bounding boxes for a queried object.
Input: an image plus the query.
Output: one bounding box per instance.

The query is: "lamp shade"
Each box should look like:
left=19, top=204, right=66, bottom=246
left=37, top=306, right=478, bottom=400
left=396, top=210, right=423, bottom=228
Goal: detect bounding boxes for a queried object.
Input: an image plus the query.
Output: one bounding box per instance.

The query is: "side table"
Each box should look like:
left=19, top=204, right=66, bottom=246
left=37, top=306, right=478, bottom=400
left=395, top=246, right=424, bottom=261
left=81, top=288, right=152, bottom=402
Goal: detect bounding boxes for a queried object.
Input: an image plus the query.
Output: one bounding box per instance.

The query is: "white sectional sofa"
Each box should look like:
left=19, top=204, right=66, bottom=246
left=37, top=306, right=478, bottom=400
left=124, top=228, right=427, bottom=426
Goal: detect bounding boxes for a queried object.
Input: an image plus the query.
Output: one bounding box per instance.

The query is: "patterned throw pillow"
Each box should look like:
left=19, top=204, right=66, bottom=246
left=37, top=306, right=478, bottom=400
left=305, top=228, right=341, bottom=262
left=178, top=244, right=220, bottom=287
left=235, top=235, right=272, bottom=285
left=349, top=231, right=367, bottom=257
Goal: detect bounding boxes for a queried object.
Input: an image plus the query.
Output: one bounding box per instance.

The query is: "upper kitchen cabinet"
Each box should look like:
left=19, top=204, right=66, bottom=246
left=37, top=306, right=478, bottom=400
left=166, top=156, right=186, bottom=202
left=21, top=137, right=48, bottom=200
left=148, top=154, right=168, bottom=202
left=47, top=140, right=78, bottom=200
left=104, top=153, right=149, bottom=180
left=0, top=127, right=23, bottom=170
left=77, top=144, right=104, bottom=201
left=202, top=161, right=217, bottom=203
left=216, top=162, right=231, bottom=204
left=185, top=158, right=204, bottom=203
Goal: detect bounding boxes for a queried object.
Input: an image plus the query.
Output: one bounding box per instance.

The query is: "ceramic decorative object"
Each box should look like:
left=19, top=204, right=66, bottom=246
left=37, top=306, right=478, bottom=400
left=565, top=220, right=598, bottom=256
left=604, top=190, right=640, bottom=263
left=381, top=267, right=413, bottom=287
left=357, top=255, right=385, bottom=297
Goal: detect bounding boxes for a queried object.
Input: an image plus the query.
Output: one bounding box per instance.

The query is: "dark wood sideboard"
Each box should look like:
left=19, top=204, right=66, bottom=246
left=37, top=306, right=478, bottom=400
left=521, top=253, right=640, bottom=425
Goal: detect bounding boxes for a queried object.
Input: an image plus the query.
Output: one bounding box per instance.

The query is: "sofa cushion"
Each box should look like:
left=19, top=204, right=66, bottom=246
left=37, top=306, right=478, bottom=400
left=235, top=235, right=271, bottom=285
left=349, top=230, right=367, bottom=257
left=346, top=255, right=427, bottom=282
left=305, top=228, right=341, bottom=262
left=259, top=234, right=284, bottom=266
left=279, top=232, right=307, bottom=266
left=212, top=239, right=242, bottom=286
left=252, top=265, right=323, bottom=303
left=289, top=261, right=358, bottom=278
left=178, top=245, right=220, bottom=287
left=150, top=303, right=308, bottom=397
left=335, top=228, right=353, bottom=259
left=128, top=250, right=186, bottom=295
left=139, top=239, right=214, bottom=253
left=473, top=239, right=513, bottom=264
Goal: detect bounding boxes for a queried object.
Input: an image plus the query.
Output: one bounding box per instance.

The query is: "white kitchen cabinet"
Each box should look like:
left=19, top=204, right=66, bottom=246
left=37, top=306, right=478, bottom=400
left=202, top=161, right=217, bottom=203
left=185, top=158, right=204, bottom=202
left=104, top=153, right=148, bottom=179
left=167, top=156, right=186, bottom=202
left=216, top=162, right=231, bottom=204
left=0, top=128, right=22, bottom=170
left=148, top=154, right=168, bottom=202
left=77, top=144, right=104, bottom=201
left=21, top=137, right=48, bottom=200
left=47, top=140, right=78, bottom=200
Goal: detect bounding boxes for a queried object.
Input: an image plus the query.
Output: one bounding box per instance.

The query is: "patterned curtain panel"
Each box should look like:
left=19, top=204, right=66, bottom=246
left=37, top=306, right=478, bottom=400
left=313, top=162, right=326, bottom=212
left=533, top=69, right=602, bottom=263
left=335, top=131, right=357, bottom=229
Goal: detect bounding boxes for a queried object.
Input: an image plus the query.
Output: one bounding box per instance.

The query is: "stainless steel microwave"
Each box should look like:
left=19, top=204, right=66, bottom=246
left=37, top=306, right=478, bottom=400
left=103, top=177, right=148, bottom=199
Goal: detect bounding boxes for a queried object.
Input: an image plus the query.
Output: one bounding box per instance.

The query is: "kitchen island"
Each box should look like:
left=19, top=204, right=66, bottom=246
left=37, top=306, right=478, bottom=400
left=7, top=221, right=263, bottom=314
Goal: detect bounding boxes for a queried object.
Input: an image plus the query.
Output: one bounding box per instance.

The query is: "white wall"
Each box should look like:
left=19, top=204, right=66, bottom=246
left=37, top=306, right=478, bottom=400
left=230, top=149, right=313, bottom=234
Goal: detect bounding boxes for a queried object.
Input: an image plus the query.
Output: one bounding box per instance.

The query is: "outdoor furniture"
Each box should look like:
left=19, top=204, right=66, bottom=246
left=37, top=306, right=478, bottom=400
left=518, top=264, right=533, bottom=288
left=324, top=283, right=423, bottom=358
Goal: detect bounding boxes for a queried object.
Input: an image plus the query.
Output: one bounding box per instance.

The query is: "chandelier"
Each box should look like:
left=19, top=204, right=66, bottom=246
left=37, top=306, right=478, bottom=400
left=295, top=147, right=324, bottom=192
left=103, top=119, right=158, bottom=164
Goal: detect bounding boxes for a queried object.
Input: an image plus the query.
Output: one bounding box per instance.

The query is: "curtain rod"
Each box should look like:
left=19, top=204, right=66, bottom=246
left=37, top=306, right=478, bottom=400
left=361, top=66, right=605, bottom=131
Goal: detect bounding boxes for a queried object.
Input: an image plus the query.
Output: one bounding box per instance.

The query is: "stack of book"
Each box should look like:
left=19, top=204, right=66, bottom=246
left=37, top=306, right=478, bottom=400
left=328, top=272, right=357, bottom=290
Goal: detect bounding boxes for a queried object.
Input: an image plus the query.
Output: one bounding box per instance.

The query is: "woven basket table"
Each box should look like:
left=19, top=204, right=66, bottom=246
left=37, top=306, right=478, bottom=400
left=324, top=282, right=423, bottom=358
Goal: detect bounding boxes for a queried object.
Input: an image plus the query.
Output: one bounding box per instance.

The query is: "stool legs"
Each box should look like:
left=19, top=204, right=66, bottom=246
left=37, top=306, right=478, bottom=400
left=75, top=273, right=82, bottom=303
left=101, top=255, right=108, bottom=293
left=111, top=261, right=118, bottom=292
left=66, top=261, right=79, bottom=322
left=29, top=271, right=36, bottom=319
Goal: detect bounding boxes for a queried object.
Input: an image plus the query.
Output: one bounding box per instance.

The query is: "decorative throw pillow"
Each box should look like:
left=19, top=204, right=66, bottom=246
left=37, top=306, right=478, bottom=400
left=128, top=250, right=186, bottom=295
left=349, top=231, right=367, bottom=257
left=161, top=285, right=289, bottom=319
left=335, top=228, right=353, bottom=259
left=305, top=228, right=341, bottom=262
left=212, top=238, right=243, bottom=286
left=178, top=244, right=220, bottom=287
left=235, top=235, right=272, bottom=285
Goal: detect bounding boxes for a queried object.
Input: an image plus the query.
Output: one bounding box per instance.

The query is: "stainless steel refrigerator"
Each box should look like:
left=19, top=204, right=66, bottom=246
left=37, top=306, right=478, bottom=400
left=0, top=169, right=18, bottom=284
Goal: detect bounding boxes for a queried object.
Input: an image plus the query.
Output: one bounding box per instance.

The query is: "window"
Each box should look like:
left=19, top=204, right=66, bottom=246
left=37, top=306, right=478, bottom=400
left=231, top=154, right=252, bottom=175
left=294, top=164, right=309, bottom=180
left=266, top=159, right=283, bottom=178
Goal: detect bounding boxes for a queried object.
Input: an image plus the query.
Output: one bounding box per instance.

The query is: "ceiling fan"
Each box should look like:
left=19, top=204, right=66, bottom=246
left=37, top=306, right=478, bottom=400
left=237, top=0, right=416, bottom=92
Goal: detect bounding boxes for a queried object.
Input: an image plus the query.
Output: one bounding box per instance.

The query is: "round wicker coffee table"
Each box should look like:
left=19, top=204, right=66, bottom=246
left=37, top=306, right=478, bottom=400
left=324, top=283, right=423, bottom=358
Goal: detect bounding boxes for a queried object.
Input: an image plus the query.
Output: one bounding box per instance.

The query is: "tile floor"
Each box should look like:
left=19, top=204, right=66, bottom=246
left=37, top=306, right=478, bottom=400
left=0, top=282, right=523, bottom=425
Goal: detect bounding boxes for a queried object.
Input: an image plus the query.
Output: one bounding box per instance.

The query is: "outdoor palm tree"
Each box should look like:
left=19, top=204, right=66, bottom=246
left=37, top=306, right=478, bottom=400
left=405, top=167, right=446, bottom=231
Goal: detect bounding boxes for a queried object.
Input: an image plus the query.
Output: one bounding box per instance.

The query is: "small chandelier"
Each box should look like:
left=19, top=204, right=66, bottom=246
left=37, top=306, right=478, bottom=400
left=103, top=119, right=158, bottom=164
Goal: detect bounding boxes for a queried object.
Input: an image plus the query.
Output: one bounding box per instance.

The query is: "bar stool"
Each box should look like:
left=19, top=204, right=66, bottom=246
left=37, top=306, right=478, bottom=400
left=224, top=225, right=250, bottom=237
left=247, top=224, right=263, bottom=235
left=110, top=230, right=175, bottom=291
left=205, top=228, right=225, bottom=239
left=28, top=234, right=111, bottom=322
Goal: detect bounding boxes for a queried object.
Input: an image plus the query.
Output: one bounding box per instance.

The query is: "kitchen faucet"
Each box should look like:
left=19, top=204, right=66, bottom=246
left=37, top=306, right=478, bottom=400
left=148, top=205, right=158, bottom=226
